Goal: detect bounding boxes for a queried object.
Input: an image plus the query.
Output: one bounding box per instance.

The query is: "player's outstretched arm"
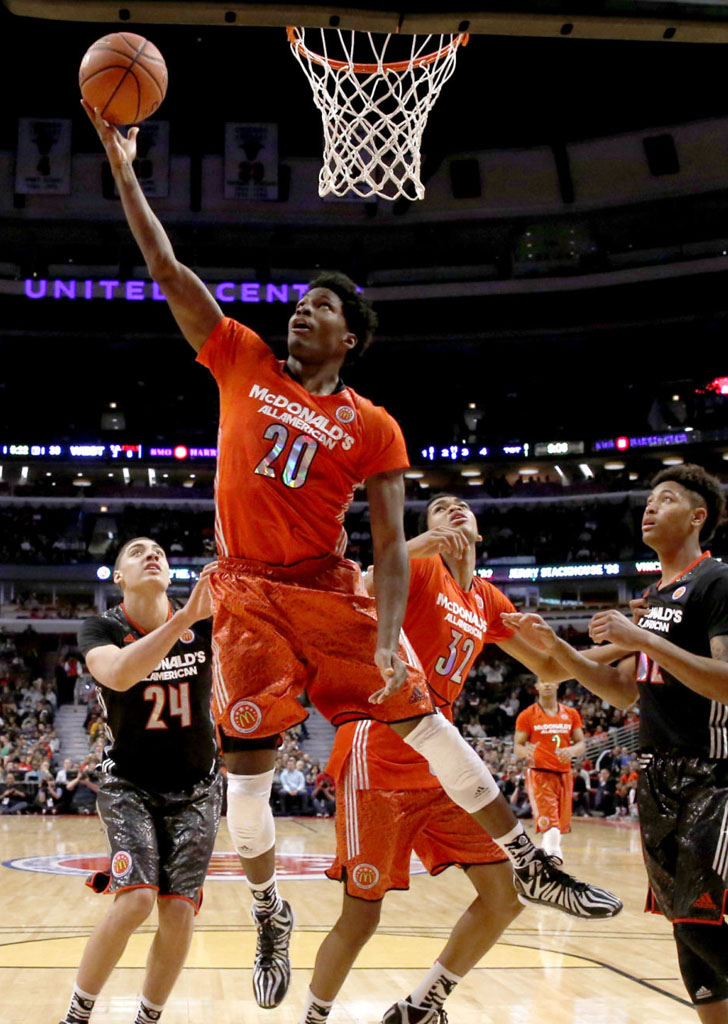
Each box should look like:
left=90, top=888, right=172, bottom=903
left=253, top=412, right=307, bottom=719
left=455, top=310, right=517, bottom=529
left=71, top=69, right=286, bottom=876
left=591, top=609, right=728, bottom=705
left=86, top=563, right=216, bottom=692
left=82, top=100, right=222, bottom=352
left=502, top=612, right=639, bottom=709
left=366, top=470, right=410, bottom=703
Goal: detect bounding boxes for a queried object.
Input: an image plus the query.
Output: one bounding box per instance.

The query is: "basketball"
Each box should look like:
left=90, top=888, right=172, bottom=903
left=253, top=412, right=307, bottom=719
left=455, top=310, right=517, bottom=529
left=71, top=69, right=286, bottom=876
left=79, top=32, right=168, bottom=126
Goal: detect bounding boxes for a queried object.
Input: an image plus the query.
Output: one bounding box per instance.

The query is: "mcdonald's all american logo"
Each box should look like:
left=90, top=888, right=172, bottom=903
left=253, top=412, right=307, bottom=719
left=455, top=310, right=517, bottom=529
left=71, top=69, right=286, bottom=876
left=673, top=586, right=687, bottom=600
left=180, top=628, right=195, bottom=643
left=111, top=850, right=133, bottom=878
left=474, top=594, right=484, bottom=610
left=352, top=862, right=380, bottom=890
left=230, top=699, right=262, bottom=735
left=336, top=405, right=355, bottom=424
left=537, top=816, right=551, bottom=831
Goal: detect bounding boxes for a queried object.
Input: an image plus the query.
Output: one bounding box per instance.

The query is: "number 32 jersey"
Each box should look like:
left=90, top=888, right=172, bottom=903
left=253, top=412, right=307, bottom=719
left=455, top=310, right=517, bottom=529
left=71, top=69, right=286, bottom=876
left=197, top=317, right=410, bottom=566
left=78, top=603, right=216, bottom=791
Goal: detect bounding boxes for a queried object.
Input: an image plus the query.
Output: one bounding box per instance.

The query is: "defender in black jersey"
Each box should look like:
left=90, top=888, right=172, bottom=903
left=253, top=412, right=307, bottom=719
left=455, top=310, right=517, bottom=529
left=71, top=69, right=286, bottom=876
left=59, top=538, right=222, bottom=1024
left=503, top=464, right=728, bottom=1022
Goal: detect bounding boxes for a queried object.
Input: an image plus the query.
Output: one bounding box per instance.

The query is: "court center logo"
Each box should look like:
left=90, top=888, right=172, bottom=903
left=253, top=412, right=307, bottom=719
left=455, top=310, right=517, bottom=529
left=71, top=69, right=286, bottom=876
left=352, top=862, right=380, bottom=890
left=111, top=850, right=133, bottom=878
left=230, top=699, right=262, bottom=735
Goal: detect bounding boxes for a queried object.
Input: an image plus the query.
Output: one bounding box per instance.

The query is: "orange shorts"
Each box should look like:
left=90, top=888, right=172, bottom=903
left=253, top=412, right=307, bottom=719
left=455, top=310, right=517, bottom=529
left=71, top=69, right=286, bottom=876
left=210, top=555, right=434, bottom=740
left=326, top=781, right=505, bottom=901
left=526, top=768, right=573, bottom=834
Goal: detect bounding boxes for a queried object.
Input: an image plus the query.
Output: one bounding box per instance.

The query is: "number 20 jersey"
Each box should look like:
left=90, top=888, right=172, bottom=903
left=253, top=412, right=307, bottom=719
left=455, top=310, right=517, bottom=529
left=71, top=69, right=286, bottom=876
left=78, top=604, right=216, bottom=791
left=197, top=317, right=410, bottom=566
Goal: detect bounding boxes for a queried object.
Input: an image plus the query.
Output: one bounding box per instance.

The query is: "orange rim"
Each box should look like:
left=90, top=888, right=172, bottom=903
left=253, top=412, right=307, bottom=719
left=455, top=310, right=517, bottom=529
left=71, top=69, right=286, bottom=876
left=286, top=26, right=469, bottom=74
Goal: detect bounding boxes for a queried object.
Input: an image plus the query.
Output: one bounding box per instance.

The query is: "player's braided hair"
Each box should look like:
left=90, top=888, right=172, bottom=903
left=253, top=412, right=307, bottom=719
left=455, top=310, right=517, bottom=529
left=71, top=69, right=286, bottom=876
left=650, top=463, right=727, bottom=544
left=307, top=270, right=378, bottom=362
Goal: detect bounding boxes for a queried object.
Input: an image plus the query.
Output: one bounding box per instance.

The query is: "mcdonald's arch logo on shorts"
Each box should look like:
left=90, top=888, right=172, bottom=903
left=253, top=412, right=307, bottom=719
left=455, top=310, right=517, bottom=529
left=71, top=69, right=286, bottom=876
left=230, top=699, right=263, bottom=735
left=111, top=850, right=133, bottom=877
left=352, top=863, right=380, bottom=890
left=537, top=815, right=551, bottom=831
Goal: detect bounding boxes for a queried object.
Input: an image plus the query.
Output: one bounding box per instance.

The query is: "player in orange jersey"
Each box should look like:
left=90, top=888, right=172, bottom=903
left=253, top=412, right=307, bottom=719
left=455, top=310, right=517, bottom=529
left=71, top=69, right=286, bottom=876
left=514, top=679, right=586, bottom=862
left=86, top=106, right=620, bottom=1012
left=297, top=494, right=621, bottom=1024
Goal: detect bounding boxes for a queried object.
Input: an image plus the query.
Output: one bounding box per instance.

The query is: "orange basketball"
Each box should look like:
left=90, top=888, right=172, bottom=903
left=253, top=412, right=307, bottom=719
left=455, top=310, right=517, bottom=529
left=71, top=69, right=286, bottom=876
left=79, top=32, right=168, bottom=126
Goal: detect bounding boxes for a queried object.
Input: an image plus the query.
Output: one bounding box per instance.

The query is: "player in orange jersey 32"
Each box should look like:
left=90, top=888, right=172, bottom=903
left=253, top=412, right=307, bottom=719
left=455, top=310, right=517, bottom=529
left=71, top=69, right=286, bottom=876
left=297, top=494, right=622, bottom=1024
left=514, top=679, right=586, bottom=862
left=86, top=107, right=620, bottom=1013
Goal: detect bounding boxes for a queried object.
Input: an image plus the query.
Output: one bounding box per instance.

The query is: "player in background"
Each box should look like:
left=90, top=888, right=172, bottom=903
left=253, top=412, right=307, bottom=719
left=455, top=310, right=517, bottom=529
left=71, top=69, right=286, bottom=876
left=84, top=104, right=620, bottom=1011
left=514, top=679, right=585, bottom=862
left=297, top=495, right=622, bottom=1024
left=503, top=464, right=728, bottom=1023
left=59, top=539, right=221, bottom=1024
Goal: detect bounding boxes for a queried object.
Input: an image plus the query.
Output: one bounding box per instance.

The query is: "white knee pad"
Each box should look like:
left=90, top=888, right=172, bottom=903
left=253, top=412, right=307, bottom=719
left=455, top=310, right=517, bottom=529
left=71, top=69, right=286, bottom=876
left=403, top=713, right=500, bottom=813
left=226, top=770, right=276, bottom=860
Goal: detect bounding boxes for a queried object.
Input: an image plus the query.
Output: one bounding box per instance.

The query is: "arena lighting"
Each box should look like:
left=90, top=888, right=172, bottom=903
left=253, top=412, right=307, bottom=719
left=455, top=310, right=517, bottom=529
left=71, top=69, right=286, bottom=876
left=100, top=506, right=108, bottom=512
left=705, top=376, right=728, bottom=396
left=662, top=456, right=684, bottom=466
left=579, top=464, right=594, bottom=479
left=460, top=469, right=481, bottom=477
left=148, top=468, right=157, bottom=486
left=404, top=470, right=425, bottom=479
left=173, top=445, right=189, bottom=460
left=604, top=462, right=625, bottom=470
left=629, top=472, right=639, bottom=481
left=122, top=467, right=130, bottom=484
left=519, top=468, right=539, bottom=476
left=20, top=466, right=28, bottom=480
left=616, top=436, right=629, bottom=451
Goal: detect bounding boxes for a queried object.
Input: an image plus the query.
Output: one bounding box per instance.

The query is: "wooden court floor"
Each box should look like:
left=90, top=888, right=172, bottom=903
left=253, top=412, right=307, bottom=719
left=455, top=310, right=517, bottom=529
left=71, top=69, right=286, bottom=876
left=0, top=815, right=695, bottom=1024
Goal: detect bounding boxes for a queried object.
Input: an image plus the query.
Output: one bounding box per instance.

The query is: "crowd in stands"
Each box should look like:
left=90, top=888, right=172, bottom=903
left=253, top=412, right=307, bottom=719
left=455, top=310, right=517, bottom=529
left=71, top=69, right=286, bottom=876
left=3, top=484, right=728, bottom=575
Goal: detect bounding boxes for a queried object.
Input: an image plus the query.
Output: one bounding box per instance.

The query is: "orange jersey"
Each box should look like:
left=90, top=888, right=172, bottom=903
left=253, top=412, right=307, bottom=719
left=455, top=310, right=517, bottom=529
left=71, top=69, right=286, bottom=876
left=515, top=702, right=584, bottom=773
left=328, top=557, right=516, bottom=789
left=197, top=317, right=409, bottom=565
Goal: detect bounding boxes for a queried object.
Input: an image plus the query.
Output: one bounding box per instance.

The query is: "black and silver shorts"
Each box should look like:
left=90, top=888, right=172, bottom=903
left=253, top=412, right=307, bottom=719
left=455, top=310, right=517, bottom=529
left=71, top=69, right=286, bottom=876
left=88, top=770, right=223, bottom=908
left=639, top=752, right=728, bottom=923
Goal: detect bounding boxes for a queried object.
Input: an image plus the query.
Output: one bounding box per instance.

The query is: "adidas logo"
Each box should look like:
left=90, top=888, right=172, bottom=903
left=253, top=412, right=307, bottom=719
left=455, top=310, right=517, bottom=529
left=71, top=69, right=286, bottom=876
left=122, top=633, right=136, bottom=644
left=695, top=986, right=714, bottom=1000
left=474, top=785, right=487, bottom=798
left=409, top=686, right=424, bottom=703
left=693, top=892, right=717, bottom=910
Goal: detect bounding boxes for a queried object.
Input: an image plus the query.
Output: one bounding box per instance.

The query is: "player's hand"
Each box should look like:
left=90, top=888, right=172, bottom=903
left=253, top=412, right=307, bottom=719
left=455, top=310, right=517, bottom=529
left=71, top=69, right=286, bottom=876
left=180, top=561, right=217, bottom=624
left=81, top=99, right=138, bottom=169
left=369, top=648, right=408, bottom=704
left=629, top=597, right=649, bottom=624
left=422, top=525, right=470, bottom=558
left=501, top=612, right=559, bottom=651
left=589, top=609, right=643, bottom=648
left=556, top=746, right=573, bottom=762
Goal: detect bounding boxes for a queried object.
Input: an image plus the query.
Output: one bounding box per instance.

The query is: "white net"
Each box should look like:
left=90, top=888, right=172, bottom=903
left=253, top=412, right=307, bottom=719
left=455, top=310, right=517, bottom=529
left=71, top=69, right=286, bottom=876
left=287, top=27, right=468, bottom=201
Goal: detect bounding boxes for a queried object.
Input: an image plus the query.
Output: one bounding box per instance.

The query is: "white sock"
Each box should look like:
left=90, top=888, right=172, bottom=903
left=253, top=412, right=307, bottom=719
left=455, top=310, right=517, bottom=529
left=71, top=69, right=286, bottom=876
left=64, top=983, right=98, bottom=1024
left=492, top=822, right=538, bottom=868
left=299, top=988, right=334, bottom=1024
left=409, top=960, right=462, bottom=1010
left=134, top=995, right=165, bottom=1024
left=249, top=872, right=283, bottom=918
left=542, top=826, right=563, bottom=859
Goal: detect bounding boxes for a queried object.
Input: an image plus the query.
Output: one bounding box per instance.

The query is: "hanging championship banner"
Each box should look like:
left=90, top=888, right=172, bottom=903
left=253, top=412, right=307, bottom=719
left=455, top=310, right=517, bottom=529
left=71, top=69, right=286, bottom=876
left=15, top=118, right=72, bottom=195
left=224, top=123, right=278, bottom=200
left=133, top=120, right=170, bottom=198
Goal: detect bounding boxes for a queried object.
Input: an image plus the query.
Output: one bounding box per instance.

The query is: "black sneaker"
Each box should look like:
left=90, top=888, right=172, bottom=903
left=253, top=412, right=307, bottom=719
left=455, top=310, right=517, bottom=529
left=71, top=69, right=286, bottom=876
left=513, top=849, right=622, bottom=918
left=382, top=1000, right=449, bottom=1024
left=252, top=899, right=295, bottom=1008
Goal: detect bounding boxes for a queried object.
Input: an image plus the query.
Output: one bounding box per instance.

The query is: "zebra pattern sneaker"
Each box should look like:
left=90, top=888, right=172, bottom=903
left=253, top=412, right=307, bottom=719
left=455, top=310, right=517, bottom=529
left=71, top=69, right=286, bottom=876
left=513, top=849, right=622, bottom=919
left=382, top=1000, right=449, bottom=1024
left=252, top=899, right=295, bottom=1008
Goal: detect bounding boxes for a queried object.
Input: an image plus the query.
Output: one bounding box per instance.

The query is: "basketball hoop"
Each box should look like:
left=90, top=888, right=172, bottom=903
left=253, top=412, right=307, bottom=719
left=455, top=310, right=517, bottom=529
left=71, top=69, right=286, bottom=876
left=286, top=26, right=469, bottom=201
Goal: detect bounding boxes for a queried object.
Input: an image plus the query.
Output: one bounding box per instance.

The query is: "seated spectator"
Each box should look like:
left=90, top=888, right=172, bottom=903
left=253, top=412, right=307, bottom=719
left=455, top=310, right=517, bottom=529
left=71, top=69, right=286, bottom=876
left=311, top=770, right=336, bottom=818
left=279, top=755, right=309, bottom=816
left=0, top=772, right=29, bottom=814
left=65, top=761, right=101, bottom=815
